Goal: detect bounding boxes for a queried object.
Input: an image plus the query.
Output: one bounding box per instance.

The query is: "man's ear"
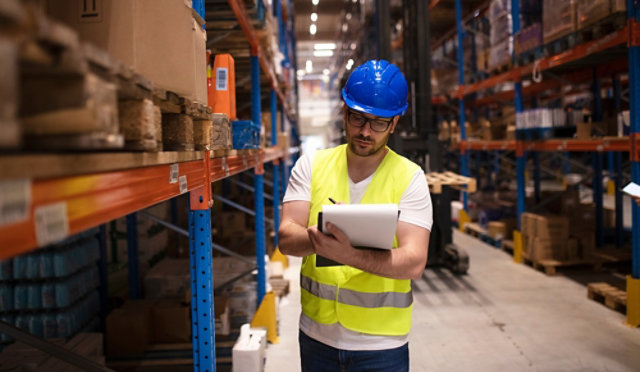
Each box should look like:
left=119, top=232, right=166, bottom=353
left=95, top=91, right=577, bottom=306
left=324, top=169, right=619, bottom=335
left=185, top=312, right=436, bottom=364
left=389, top=116, right=400, bottom=133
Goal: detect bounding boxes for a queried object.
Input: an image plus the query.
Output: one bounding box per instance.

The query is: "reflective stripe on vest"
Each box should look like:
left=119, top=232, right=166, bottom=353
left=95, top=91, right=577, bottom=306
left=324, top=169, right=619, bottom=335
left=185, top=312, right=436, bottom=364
left=301, top=273, right=413, bottom=308
left=301, top=144, right=421, bottom=336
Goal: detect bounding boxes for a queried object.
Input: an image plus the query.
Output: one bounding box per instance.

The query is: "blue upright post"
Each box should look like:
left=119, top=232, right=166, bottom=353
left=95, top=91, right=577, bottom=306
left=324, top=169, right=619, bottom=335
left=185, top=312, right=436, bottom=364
left=254, top=167, right=267, bottom=305
left=615, top=152, right=624, bottom=247
left=97, top=225, right=108, bottom=329
left=593, top=153, right=604, bottom=248
left=593, top=68, right=603, bottom=122
left=533, top=152, right=541, bottom=204
left=512, top=0, right=525, bottom=227
left=189, top=189, right=215, bottom=372
left=564, top=151, right=570, bottom=175
left=251, top=55, right=261, bottom=131
left=517, top=153, right=526, bottom=230
left=494, top=150, right=499, bottom=180
left=455, top=0, right=469, bottom=210
left=126, top=213, right=140, bottom=299
left=271, top=90, right=281, bottom=249
left=628, top=0, right=640, bottom=282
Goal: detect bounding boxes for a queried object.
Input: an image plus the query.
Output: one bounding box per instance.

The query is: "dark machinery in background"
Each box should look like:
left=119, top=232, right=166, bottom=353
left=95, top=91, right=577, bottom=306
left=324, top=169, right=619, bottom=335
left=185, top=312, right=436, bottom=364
left=375, top=0, right=469, bottom=274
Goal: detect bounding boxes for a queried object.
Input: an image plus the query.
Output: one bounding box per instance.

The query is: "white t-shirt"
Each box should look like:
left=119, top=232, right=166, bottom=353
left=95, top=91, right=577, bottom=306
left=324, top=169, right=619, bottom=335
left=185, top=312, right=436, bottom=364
left=283, top=151, right=433, bottom=351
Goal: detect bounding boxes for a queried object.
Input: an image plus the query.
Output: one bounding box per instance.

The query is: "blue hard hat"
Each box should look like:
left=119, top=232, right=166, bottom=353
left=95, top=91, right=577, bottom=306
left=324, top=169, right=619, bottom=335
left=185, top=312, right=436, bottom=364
left=341, top=59, right=408, bottom=118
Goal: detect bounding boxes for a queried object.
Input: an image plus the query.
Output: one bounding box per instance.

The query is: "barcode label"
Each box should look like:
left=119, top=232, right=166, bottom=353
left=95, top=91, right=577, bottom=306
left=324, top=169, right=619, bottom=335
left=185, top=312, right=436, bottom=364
left=0, top=179, right=31, bottom=227
left=170, top=164, right=179, bottom=184
left=34, top=203, right=69, bottom=246
left=179, top=175, right=188, bottom=194
left=215, top=67, right=228, bottom=91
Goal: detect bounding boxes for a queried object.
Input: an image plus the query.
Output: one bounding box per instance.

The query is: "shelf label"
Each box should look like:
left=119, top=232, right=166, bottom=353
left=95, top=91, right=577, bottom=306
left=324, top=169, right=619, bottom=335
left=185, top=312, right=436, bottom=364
left=34, top=202, right=69, bottom=246
left=215, top=67, right=229, bottom=91
left=179, top=175, right=188, bottom=194
left=170, top=164, right=179, bottom=184
left=0, top=179, right=31, bottom=227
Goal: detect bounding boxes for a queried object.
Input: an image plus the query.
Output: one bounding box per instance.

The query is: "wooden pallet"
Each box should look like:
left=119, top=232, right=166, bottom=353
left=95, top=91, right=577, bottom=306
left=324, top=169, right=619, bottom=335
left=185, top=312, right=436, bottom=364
left=501, top=239, right=514, bottom=254
left=269, top=277, right=290, bottom=298
left=576, top=11, right=627, bottom=45
left=522, top=254, right=602, bottom=276
left=426, top=171, right=477, bottom=194
left=587, top=282, right=627, bottom=314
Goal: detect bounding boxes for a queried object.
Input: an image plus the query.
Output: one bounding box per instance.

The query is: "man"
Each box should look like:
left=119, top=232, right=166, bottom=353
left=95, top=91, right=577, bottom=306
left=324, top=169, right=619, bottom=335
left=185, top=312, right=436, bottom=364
left=279, top=59, right=433, bottom=372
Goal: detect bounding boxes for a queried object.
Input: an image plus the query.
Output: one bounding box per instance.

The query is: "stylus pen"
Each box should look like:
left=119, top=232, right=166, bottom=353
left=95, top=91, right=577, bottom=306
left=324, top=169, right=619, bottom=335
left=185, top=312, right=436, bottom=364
left=328, top=197, right=337, bottom=204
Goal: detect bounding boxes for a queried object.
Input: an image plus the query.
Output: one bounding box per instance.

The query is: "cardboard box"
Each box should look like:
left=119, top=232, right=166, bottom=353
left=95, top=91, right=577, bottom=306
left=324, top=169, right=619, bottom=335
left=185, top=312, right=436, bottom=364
left=488, top=221, right=506, bottom=240
left=530, top=237, right=568, bottom=262
left=215, top=295, right=231, bottom=336
left=106, top=304, right=151, bottom=357
left=143, top=258, right=190, bottom=301
left=576, top=122, right=592, bottom=140
left=151, top=300, right=191, bottom=343
left=534, top=214, right=569, bottom=240
left=46, top=0, right=204, bottom=102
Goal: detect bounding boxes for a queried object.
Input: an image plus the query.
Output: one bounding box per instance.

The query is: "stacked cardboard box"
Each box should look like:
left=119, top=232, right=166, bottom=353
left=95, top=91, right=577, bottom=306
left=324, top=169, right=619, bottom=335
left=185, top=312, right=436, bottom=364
left=521, top=213, right=573, bottom=261
left=543, top=0, right=577, bottom=44
left=488, top=0, right=513, bottom=70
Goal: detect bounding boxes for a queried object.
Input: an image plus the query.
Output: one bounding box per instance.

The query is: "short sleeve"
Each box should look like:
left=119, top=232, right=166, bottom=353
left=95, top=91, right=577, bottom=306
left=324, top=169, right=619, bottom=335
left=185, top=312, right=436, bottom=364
left=283, top=153, right=313, bottom=202
left=398, top=170, right=433, bottom=231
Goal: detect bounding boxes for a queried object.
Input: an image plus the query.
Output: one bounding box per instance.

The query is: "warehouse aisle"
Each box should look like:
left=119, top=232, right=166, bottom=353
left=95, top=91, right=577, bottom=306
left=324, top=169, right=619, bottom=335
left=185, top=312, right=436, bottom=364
left=265, top=230, right=640, bottom=372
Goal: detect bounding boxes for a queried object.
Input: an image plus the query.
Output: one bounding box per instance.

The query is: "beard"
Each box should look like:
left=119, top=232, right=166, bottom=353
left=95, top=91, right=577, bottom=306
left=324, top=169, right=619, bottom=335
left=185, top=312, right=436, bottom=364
left=347, top=132, right=390, bottom=157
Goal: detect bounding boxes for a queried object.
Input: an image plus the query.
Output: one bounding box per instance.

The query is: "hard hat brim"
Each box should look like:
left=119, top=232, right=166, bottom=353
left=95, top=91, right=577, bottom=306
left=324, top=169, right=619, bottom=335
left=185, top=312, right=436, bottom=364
left=342, top=88, right=407, bottom=118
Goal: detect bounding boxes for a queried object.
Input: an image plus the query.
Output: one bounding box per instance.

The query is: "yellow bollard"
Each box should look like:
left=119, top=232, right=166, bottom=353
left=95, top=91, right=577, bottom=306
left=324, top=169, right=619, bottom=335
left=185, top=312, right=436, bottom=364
left=270, top=247, right=289, bottom=269
left=606, top=180, right=616, bottom=196
left=513, top=230, right=523, bottom=264
left=251, top=292, right=280, bottom=344
left=626, top=275, right=640, bottom=328
left=458, top=209, right=470, bottom=232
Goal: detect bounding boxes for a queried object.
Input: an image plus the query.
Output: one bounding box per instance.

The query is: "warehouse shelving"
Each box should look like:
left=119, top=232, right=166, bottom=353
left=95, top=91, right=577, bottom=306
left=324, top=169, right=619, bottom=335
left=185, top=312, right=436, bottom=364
left=431, top=0, right=640, bottom=326
left=0, top=0, right=298, bottom=370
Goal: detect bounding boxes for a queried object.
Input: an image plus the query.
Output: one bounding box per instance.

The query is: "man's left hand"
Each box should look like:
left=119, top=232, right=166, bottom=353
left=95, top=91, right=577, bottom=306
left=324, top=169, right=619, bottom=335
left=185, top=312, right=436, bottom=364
left=307, top=222, right=352, bottom=264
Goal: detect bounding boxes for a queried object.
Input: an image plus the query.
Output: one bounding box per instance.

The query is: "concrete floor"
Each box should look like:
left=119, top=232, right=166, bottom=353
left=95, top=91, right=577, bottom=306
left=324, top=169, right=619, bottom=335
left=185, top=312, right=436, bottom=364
left=265, top=230, right=640, bottom=372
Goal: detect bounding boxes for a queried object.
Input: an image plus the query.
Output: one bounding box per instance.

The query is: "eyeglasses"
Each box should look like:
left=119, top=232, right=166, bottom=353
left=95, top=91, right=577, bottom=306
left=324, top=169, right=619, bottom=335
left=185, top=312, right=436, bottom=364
left=347, top=110, right=394, bottom=132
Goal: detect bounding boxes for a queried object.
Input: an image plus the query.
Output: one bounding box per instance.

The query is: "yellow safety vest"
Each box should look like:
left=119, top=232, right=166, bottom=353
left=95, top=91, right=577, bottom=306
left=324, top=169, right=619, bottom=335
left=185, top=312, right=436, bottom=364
left=300, top=144, right=421, bottom=336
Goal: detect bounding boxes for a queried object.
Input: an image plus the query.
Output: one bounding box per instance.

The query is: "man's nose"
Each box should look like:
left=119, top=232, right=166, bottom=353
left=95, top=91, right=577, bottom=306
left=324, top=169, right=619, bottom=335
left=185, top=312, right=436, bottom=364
left=360, top=120, right=373, bottom=136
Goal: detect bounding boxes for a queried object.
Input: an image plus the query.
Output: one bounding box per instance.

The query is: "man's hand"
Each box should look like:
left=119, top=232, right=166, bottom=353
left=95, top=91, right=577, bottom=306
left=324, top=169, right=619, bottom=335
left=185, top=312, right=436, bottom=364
left=307, top=222, right=353, bottom=264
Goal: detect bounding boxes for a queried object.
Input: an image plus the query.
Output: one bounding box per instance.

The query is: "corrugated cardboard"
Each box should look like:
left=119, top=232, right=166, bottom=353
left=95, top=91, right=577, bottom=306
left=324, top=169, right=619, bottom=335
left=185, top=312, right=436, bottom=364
left=151, top=300, right=191, bottom=343
left=46, top=0, right=203, bottom=101
left=106, top=304, right=150, bottom=357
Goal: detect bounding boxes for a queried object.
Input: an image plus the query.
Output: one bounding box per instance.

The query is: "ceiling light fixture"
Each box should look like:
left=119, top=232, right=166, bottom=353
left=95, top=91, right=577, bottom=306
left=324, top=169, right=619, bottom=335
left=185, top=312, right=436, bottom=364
left=346, top=59, right=354, bottom=70
left=306, top=60, right=313, bottom=73
left=346, top=13, right=352, bottom=21
left=312, top=0, right=319, bottom=5
left=311, top=13, right=318, bottom=22
left=323, top=69, right=330, bottom=75
left=313, top=50, right=333, bottom=57
left=314, top=43, right=336, bottom=50
left=310, top=24, right=317, bottom=35
left=341, top=23, right=348, bottom=32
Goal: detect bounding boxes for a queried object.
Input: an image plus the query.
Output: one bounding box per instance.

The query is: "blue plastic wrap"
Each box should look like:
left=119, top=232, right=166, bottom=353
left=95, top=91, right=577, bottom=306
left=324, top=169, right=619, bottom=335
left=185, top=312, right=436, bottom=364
left=13, top=283, right=28, bottom=310
left=12, top=256, right=27, bottom=280
left=0, top=284, right=13, bottom=311
left=27, top=283, right=42, bottom=309
left=26, top=253, right=41, bottom=279
left=41, top=283, right=56, bottom=309
left=0, top=314, right=14, bottom=342
left=40, top=251, right=54, bottom=278
left=232, top=120, right=260, bottom=149
left=28, top=314, right=43, bottom=337
left=42, top=313, right=57, bottom=338
left=0, top=259, right=12, bottom=281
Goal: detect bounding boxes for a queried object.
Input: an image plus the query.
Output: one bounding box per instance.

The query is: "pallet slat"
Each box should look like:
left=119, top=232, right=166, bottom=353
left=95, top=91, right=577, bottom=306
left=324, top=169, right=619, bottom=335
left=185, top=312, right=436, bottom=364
left=425, top=171, right=477, bottom=194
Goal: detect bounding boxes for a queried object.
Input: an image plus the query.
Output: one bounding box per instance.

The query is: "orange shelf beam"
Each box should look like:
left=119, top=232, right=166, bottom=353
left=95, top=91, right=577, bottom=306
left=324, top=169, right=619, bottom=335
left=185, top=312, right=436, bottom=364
left=459, top=24, right=632, bottom=97
left=461, top=140, right=517, bottom=151
left=0, top=148, right=285, bottom=260
left=226, top=0, right=285, bottom=104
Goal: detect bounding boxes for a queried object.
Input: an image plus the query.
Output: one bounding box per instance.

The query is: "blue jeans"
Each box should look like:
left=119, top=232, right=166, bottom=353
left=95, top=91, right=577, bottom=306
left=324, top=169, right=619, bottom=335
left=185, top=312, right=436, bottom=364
left=299, top=330, right=409, bottom=372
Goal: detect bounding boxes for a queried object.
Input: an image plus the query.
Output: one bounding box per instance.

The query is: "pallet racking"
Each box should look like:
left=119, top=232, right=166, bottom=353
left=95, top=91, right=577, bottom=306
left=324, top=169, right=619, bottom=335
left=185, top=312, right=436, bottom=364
left=0, top=0, right=300, bottom=370
left=430, top=0, right=640, bottom=327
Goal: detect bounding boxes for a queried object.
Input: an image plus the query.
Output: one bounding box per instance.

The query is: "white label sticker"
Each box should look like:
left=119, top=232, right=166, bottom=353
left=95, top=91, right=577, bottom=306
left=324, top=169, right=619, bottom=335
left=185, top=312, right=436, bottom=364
left=0, top=179, right=31, bottom=227
left=179, top=175, right=188, bottom=194
left=215, top=67, right=228, bottom=91
left=170, top=164, right=179, bottom=184
left=34, top=202, right=69, bottom=246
